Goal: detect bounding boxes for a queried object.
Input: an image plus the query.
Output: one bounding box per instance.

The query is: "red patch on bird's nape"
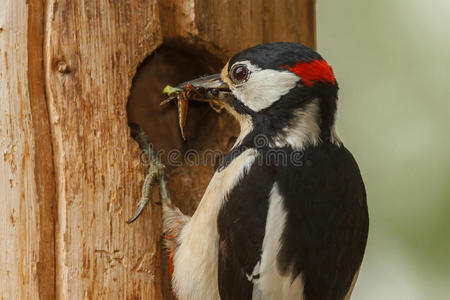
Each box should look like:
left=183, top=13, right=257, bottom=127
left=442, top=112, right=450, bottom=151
left=280, top=59, right=336, bottom=87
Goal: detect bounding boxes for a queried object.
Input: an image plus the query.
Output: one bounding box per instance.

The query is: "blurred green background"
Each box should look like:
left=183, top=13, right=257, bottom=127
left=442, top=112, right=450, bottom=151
left=317, top=0, right=450, bottom=299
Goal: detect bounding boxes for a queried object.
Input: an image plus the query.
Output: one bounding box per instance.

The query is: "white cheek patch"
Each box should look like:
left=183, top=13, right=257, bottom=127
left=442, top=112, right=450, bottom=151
left=231, top=68, right=300, bottom=112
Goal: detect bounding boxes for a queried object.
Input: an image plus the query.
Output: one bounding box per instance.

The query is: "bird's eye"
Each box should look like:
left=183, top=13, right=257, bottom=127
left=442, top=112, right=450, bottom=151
left=230, top=64, right=249, bottom=84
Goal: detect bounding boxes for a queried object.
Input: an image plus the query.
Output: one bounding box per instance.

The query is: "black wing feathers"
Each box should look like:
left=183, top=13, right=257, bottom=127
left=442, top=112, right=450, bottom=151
left=276, top=143, right=368, bottom=300
left=217, top=143, right=368, bottom=300
left=217, top=162, right=274, bottom=300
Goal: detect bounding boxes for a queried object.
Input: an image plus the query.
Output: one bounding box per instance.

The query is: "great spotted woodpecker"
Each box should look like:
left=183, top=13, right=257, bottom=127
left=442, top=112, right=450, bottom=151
left=130, top=42, right=369, bottom=300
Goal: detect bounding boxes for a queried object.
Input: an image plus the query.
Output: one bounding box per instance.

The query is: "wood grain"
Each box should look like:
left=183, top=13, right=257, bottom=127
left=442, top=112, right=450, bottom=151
left=44, top=0, right=163, bottom=298
left=0, top=1, right=55, bottom=299
left=158, top=0, right=316, bottom=58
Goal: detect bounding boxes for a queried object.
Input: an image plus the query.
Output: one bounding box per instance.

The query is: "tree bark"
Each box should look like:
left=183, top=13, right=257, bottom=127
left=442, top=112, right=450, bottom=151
left=0, top=1, right=55, bottom=299
left=44, top=1, right=163, bottom=298
left=0, top=0, right=316, bottom=298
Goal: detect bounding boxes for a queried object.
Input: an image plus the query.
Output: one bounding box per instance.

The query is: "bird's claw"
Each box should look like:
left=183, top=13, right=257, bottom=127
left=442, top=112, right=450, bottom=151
left=127, top=123, right=170, bottom=224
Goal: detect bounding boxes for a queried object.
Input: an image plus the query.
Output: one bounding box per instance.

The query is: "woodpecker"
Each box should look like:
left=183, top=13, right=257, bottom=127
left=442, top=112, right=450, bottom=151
left=130, top=42, right=369, bottom=300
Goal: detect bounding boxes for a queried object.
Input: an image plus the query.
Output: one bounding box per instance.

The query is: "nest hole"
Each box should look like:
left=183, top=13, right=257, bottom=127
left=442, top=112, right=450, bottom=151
left=127, top=40, right=239, bottom=214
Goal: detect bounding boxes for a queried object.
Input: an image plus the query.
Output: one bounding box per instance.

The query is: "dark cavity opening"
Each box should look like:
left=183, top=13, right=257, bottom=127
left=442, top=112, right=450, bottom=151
left=127, top=40, right=239, bottom=212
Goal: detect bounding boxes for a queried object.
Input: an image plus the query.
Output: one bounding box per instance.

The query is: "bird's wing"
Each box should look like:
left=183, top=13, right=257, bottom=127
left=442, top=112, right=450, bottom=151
left=217, top=160, right=275, bottom=300
left=273, top=143, right=369, bottom=300
left=218, top=143, right=368, bottom=300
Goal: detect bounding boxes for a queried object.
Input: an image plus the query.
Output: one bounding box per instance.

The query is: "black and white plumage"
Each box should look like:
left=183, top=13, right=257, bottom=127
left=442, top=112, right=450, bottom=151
left=164, top=42, right=369, bottom=300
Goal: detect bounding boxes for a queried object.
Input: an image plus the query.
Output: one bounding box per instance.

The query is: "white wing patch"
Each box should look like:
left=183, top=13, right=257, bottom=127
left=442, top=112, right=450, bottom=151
left=252, top=183, right=304, bottom=300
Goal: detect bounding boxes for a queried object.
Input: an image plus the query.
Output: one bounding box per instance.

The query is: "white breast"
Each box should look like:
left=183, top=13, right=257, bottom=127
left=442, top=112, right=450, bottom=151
left=172, top=149, right=258, bottom=300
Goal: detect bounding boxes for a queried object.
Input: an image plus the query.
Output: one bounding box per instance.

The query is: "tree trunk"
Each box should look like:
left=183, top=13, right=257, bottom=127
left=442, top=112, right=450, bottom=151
left=0, top=0, right=315, bottom=298
left=0, top=1, right=55, bottom=299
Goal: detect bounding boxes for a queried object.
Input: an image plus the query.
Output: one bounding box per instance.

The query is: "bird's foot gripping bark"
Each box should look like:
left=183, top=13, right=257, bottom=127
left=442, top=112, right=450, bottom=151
left=127, top=123, right=189, bottom=274
left=127, top=123, right=171, bottom=224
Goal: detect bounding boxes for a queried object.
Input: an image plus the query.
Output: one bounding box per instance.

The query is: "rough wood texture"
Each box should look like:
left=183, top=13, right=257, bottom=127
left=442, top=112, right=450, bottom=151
left=1, top=0, right=315, bottom=298
left=158, top=0, right=316, bottom=57
left=0, top=1, right=55, bottom=299
left=44, top=1, right=163, bottom=299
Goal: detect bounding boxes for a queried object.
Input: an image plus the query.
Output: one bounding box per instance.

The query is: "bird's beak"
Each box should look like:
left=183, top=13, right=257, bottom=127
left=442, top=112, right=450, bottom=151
left=176, top=74, right=233, bottom=103
left=177, top=73, right=229, bottom=92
